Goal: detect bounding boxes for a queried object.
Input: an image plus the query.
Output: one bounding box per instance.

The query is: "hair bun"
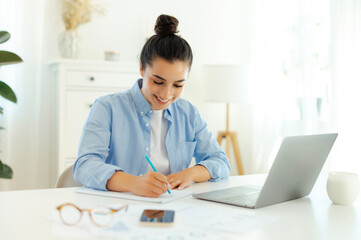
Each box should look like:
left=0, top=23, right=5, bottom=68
left=154, top=14, right=179, bottom=36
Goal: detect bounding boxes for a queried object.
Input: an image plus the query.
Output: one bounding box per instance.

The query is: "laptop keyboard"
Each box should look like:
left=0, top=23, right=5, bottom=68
left=223, top=191, right=260, bottom=205
left=194, top=185, right=262, bottom=208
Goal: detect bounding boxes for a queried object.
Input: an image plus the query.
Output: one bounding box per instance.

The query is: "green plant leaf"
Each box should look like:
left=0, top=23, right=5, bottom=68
left=0, top=106, right=3, bottom=114
left=0, top=81, right=17, bottom=103
left=0, top=51, right=23, bottom=66
left=0, top=31, right=11, bottom=44
left=0, top=160, right=13, bottom=179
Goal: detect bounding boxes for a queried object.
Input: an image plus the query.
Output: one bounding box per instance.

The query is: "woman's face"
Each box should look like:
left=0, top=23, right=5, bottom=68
left=140, top=58, right=189, bottom=110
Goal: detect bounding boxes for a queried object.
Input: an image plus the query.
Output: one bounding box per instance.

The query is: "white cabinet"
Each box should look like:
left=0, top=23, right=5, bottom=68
left=49, top=60, right=139, bottom=186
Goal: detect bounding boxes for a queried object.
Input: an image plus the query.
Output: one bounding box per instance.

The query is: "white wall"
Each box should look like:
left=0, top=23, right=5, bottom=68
left=0, top=0, right=252, bottom=190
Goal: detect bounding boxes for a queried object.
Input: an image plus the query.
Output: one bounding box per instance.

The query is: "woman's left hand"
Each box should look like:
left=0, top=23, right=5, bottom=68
left=166, top=168, right=195, bottom=190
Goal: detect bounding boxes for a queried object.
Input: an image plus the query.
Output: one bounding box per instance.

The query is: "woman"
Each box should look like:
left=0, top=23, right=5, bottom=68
left=73, top=14, right=230, bottom=197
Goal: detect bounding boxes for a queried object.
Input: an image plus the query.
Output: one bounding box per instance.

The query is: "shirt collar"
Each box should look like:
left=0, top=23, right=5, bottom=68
left=130, top=79, right=173, bottom=119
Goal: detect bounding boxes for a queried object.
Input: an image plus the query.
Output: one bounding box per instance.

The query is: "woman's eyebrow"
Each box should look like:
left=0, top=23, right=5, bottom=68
left=153, top=74, right=185, bottom=82
left=153, top=74, right=166, bottom=81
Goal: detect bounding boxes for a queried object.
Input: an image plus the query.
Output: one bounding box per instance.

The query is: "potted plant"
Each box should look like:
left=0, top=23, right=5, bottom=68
left=0, top=30, right=22, bottom=179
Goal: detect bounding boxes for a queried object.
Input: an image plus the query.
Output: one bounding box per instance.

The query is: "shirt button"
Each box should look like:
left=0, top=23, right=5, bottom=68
left=146, top=123, right=149, bottom=127
left=149, top=110, right=153, bottom=113
left=146, top=148, right=149, bottom=151
left=140, top=111, right=144, bottom=115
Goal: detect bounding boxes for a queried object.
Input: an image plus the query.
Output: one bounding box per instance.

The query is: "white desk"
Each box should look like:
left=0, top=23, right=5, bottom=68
left=0, top=173, right=360, bottom=240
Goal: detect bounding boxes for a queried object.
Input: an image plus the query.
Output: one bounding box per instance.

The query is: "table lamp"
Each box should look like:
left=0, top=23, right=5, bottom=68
left=203, top=64, right=244, bottom=175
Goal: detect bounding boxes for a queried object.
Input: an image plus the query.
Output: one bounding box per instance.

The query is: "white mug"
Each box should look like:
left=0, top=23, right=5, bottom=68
left=327, top=172, right=360, bottom=205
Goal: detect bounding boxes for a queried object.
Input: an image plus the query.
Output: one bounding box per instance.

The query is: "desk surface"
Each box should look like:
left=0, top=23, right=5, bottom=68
left=0, top=173, right=360, bottom=240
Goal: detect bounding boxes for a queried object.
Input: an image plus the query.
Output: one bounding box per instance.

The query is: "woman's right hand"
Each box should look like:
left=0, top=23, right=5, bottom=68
left=106, top=171, right=169, bottom=197
left=129, top=171, right=169, bottom=198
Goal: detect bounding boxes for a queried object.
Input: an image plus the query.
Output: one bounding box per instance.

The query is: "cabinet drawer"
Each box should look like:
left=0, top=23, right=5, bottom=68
left=66, top=70, right=139, bottom=88
left=64, top=90, right=125, bottom=158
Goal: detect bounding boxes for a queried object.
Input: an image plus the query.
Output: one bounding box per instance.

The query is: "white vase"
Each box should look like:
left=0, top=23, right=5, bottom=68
left=58, top=30, right=79, bottom=59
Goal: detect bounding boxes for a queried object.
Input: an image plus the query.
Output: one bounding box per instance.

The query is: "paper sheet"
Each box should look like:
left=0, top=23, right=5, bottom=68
left=75, top=187, right=194, bottom=203
left=179, top=205, right=278, bottom=234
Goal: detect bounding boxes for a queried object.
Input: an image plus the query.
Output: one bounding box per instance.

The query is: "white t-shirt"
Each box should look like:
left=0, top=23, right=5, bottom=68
left=146, top=110, right=170, bottom=175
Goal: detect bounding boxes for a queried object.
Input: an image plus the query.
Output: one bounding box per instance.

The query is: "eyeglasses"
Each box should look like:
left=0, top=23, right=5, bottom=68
left=56, top=203, right=128, bottom=227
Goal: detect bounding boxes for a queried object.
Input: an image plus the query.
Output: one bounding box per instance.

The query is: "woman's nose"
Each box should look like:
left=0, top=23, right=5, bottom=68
left=159, top=87, right=172, bottom=100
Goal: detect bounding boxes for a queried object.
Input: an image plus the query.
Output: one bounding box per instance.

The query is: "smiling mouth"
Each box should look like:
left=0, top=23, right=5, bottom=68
left=154, top=95, right=172, bottom=104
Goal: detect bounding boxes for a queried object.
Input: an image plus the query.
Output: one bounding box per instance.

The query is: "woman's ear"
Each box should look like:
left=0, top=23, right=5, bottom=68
left=139, top=63, right=144, bottom=77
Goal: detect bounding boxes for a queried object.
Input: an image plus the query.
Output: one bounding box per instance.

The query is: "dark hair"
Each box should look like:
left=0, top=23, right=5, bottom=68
left=140, top=14, right=193, bottom=70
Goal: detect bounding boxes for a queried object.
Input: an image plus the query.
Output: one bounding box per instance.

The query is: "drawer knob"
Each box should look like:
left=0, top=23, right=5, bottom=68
left=89, top=76, right=95, bottom=81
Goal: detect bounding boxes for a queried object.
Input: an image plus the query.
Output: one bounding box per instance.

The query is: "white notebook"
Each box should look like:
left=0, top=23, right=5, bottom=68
left=75, top=187, right=194, bottom=203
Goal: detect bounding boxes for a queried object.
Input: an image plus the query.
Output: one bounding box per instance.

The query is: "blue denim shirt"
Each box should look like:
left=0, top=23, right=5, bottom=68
left=73, top=79, right=230, bottom=190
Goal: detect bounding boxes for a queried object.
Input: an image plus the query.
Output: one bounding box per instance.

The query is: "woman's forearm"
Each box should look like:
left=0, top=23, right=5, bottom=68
left=191, top=165, right=211, bottom=182
left=106, top=171, right=135, bottom=192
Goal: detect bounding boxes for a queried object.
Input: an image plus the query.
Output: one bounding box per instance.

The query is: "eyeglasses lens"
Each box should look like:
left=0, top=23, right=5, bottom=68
left=60, top=204, right=81, bottom=225
left=91, top=207, right=113, bottom=227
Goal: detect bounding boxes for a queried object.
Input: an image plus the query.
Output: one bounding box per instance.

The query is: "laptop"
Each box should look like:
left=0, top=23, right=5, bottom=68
left=193, top=133, right=338, bottom=208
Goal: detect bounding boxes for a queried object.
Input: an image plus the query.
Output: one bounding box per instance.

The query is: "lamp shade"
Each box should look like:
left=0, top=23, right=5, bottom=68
left=203, top=64, right=245, bottom=103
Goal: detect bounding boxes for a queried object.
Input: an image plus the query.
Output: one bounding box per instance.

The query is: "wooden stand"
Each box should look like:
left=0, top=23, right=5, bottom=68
left=216, top=103, right=244, bottom=175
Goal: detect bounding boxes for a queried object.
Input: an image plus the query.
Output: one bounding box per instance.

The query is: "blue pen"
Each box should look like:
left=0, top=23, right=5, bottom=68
left=145, top=155, right=172, bottom=194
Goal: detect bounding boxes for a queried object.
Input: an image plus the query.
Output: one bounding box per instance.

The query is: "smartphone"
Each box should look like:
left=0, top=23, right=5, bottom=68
left=139, top=209, right=175, bottom=227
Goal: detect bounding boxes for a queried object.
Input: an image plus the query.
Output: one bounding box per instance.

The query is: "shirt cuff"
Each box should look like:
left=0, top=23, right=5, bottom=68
left=92, top=164, right=123, bottom=191
left=196, top=158, right=230, bottom=182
